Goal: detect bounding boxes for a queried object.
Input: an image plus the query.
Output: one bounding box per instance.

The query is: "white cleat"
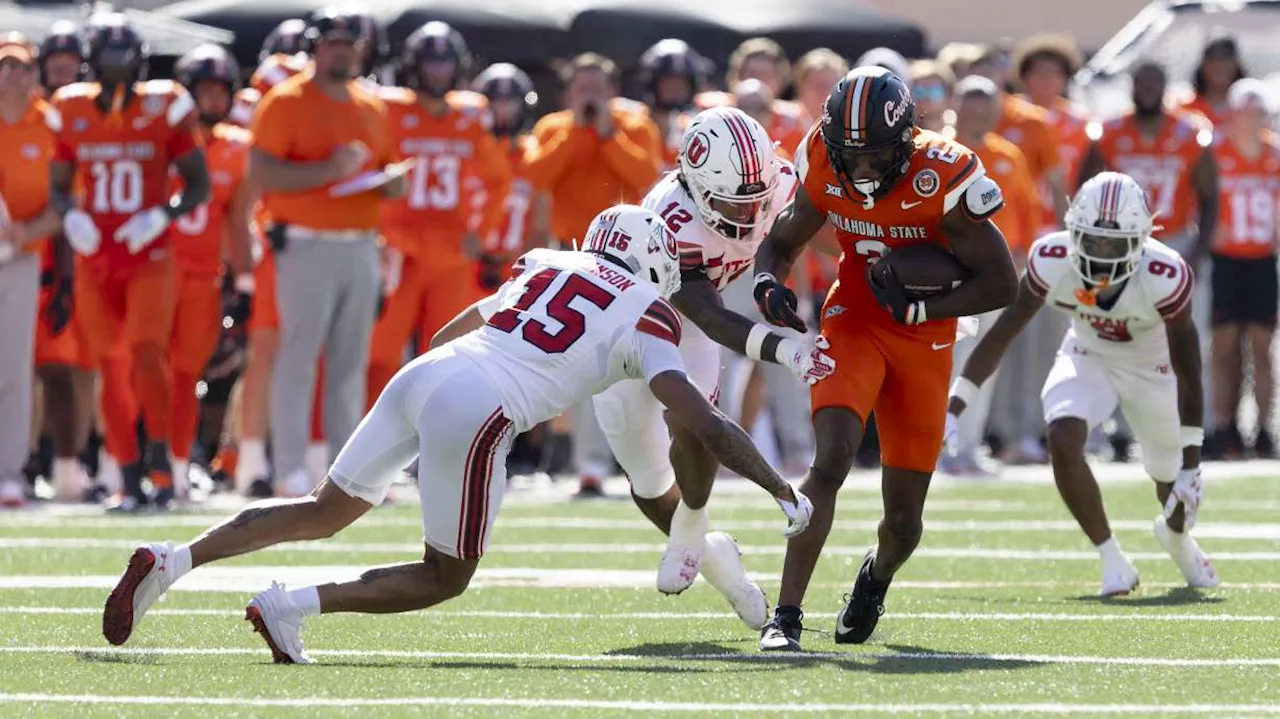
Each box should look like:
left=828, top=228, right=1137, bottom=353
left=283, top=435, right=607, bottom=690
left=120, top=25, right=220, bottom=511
left=102, top=542, right=177, bottom=645
left=246, top=582, right=313, bottom=664
left=1099, top=550, right=1140, bottom=597
left=700, top=531, right=769, bottom=630
left=1153, top=515, right=1219, bottom=588
left=657, top=542, right=701, bottom=595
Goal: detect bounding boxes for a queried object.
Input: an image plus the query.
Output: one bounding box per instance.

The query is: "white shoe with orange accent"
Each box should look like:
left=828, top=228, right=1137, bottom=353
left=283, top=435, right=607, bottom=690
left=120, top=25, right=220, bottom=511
left=246, top=582, right=312, bottom=664
left=1153, top=515, right=1219, bottom=588
left=102, top=542, right=177, bottom=645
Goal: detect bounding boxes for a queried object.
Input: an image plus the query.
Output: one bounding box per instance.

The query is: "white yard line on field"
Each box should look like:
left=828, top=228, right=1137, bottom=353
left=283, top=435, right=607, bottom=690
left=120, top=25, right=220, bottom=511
left=2, top=645, right=1279, bottom=667
left=2, top=606, right=1275, bottom=622
left=6, top=536, right=1280, bottom=560
left=0, top=694, right=1277, bottom=714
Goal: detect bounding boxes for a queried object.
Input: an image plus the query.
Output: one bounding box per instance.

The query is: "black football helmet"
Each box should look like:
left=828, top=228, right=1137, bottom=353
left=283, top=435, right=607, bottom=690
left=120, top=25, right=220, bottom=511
left=638, top=39, right=707, bottom=111
left=38, top=20, right=84, bottom=91
left=473, top=63, right=536, bottom=135
left=259, top=19, right=307, bottom=62
left=820, top=66, right=916, bottom=201
left=302, top=6, right=364, bottom=52
left=399, top=22, right=471, bottom=98
left=350, top=12, right=389, bottom=76
left=84, top=13, right=148, bottom=89
left=175, top=44, right=241, bottom=125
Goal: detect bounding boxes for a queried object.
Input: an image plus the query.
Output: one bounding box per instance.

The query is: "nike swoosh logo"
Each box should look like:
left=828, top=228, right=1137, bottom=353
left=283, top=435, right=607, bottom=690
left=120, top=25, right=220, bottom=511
left=836, top=610, right=856, bottom=635
left=901, top=200, right=923, bottom=210
left=931, top=342, right=952, bottom=350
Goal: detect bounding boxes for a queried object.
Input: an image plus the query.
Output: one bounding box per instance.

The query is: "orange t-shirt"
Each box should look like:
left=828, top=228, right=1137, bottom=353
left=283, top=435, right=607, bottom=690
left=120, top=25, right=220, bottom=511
left=694, top=92, right=812, bottom=161
left=653, top=108, right=695, bottom=172
left=800, top=127, right=999, bottom=342
left=969, top=131, right=1038, bottom=252
left=172, top=122, right=249, bottom=278
left=1093, top=111, right=1212, bottom=239
left=378, top=88, right=512, bottom=258
left=250, top=74, right=394, bottom=231
left=1180, top=95, right=1229, bottom=129
left=1211, top=133, right=1280, bottom=258
left=52, top=80, right=201, bottom=268
left=523, top=100, right=662, bottom=244
left=996, top=94, right=1061, bottom=184
left=0, top=96, right=59, bottom=253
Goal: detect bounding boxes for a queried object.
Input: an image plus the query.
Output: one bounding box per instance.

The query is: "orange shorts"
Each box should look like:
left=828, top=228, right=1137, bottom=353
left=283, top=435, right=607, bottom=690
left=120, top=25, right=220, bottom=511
left=250, top=250, right=278, bottom=333
left=75, top=257, right=177, bottom=362
left=171, top=272, right=224, bottom=374
left=811, top=303, right=954, bottom=473
left=34, top=288, right=93, bottom=369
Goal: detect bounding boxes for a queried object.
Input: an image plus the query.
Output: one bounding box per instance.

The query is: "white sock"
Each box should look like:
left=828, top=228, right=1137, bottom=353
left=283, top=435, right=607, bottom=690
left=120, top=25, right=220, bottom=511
left=304, top=443, right=329, bottom=483
left=1097, top=536, right=1125, bottom=563
left=98, top=452, right=122, bottom=495
left=52, top=458, right=84, bottom=495
left=237, top=439, right=267, bottom=491
left=286, top=585, right=322, bottom=618
left=670, top=501, right=709, bottom=547
left=171, top=544, right=193, bottom=582
left=172, top=458, right=189, bottom=497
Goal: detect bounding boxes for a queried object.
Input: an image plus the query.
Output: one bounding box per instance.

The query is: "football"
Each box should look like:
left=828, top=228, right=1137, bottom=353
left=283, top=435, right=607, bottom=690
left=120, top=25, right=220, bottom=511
left=870, top=244, right=970, bottom=300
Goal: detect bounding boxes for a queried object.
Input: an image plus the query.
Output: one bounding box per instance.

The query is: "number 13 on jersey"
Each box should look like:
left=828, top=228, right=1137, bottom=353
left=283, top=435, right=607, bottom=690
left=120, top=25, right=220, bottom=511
left=406, top=155, right=461, bottom=210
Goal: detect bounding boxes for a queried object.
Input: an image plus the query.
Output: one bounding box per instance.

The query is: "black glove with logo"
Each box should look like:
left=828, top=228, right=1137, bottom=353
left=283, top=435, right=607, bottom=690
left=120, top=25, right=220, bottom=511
left=867, top=261, right=925, bottom=325
left=753, top=273, right=807, bottom=332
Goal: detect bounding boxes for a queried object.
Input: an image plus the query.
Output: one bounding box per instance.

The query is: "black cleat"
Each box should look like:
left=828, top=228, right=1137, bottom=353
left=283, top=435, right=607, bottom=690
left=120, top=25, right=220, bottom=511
left=834, top=549, right=891, bottom=645
left=247, top=478, right=275, bottom=498
left=1254, top=429, right=1276, bottom=459
left=759, top=605, right=804, bottom=651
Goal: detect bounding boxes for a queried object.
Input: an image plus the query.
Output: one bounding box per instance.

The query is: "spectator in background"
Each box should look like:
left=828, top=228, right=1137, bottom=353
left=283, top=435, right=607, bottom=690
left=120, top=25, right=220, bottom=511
left=936, top=42, right=983, bottom=82
left=1182, top=34, right=1247, bottom=127
left=1014, top=33, right=1091, bottom=232
left=638, top=39, right=708, bottom=171
left=698, top=38, right=810, bottom=157
left=522, top=51, right=662, bottom=495
left=793, top=48, right=847, bottom=124
left=1206, top=79, right=1280, bottom=458
left=909, top=60, right=954, bottom=132
left=856, top=47, right=910, bottom=83
left=251, top=7, right=404, bottom=497
left=940, top=76, right=1039, bottom=475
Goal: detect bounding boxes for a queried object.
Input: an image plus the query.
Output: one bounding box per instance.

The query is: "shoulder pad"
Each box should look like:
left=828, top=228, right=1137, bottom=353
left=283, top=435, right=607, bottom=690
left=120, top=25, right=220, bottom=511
left=38, top=100, right=62, bottom=133
left=52, top=82, right=94, bottom=102
left=214, top=122, right=252, bottom=146
left=140, top=79, right=180, bottom=96
left=164, top=85, right=196, bottom=128
left=771, top=100, right=808, bottom=121
left=959, top=169, right=1003, bottom=221
left=795, top=123, right=822, bottom=182
left=377, top=86, right=415, bottom=104
left=448, top=90, right=488, bottom=108
left=1025, top=231, right=1073, bottom=298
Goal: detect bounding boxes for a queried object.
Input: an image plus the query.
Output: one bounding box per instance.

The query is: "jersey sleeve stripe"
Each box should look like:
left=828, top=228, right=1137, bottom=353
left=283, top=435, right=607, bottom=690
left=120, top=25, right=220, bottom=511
left=946, top=155, right=979, bottom=190
left=1156, top=262, right=1194, bottom=318
left=1025, top=257, right=1051, bottom=297
left=639, top=300, right=683, bottom=344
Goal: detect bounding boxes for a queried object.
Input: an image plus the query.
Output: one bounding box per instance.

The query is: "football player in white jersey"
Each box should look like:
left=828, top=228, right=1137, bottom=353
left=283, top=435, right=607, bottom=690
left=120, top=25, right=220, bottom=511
left=593, top=107, right=834, bottom=629
left=100, top=205, right=814, bottom=663
left=945, top=172, right=1218, bottom=596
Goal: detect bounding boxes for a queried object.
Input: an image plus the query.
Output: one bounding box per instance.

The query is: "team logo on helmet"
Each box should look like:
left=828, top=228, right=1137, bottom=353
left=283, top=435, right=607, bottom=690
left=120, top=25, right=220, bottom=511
left=648, top=223, right=678, bottom=260
left=883, top=85, right=911, bottom=127
left=913, top=169, right=939, bottom=198
left=684, top=131, right=711, bottom=168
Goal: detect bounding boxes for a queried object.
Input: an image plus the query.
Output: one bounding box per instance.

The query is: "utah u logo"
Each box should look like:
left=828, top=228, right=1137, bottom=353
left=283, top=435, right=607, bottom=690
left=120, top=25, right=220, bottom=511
left=684, top=131, right=710, bottom=168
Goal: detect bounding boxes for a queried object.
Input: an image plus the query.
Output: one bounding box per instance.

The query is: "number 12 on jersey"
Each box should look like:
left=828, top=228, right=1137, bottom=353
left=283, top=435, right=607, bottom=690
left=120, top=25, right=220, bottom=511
left=487, top=268, right=617, bottom=353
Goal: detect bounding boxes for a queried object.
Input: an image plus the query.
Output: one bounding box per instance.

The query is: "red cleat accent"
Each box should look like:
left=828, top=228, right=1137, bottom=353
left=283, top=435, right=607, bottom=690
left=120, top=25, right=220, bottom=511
left=245, top=606, right=294, bottom=664
left=102, top=547, right=155, bottom=645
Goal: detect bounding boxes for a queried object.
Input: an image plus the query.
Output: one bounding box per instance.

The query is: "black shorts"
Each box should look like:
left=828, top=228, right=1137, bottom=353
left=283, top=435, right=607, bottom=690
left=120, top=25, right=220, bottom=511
left=1211, top=254, right=1278, bottom=327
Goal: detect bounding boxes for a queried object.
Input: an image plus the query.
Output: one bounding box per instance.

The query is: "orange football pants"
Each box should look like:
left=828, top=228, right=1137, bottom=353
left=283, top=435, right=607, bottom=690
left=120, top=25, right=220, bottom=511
left=366, top=253, right=484, bottom=408
left=170, top=272, right=223, bottom=461
left=811, top=298, right=954, bottom=473
left=76, top=258, right=177, bottom=465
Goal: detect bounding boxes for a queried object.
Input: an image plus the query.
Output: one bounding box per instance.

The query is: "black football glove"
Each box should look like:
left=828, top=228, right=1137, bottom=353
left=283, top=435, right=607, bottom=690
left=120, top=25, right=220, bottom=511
left=753, top=273, right=807, bottom=332
left=477, top=254, right=505, bottom=291
left=42, top=271, right=74, bottom=337
left=228, top=290, right=253, bottom=327
left=867, top=261, right=926, bottom=326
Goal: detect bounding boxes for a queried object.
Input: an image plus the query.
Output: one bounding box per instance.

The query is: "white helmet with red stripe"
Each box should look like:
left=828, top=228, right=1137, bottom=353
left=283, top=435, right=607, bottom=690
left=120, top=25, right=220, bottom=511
left=678, top=106, right=780, bottom=239
left=1065, top=171, right=1154, bottom=286
left=579, top=205, right=681, bottom=298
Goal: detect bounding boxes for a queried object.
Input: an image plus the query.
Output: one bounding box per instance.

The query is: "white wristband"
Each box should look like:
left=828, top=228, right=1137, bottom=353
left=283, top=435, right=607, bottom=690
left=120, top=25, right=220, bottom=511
left=949, top=376, right=980, bottom=406
left=1180, top=426, right=1204, bottom=448
left=906, top=301, right=927, bottom=325
left=234, top=273, right=256, bottom=294
left=745, top=324, right=773, bottom=361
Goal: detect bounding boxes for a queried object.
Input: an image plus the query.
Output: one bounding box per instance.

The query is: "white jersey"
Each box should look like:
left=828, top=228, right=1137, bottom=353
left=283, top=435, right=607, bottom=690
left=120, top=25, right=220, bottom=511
left=1026, top=232, right=1194, bottom=366
left=642, top=160, right=799, bottom=291
left=451, top=248, right=686, bottom=432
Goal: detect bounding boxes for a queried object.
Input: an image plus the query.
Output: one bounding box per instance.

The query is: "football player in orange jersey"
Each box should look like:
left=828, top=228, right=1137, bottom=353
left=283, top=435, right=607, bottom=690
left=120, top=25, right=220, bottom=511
left=638, top=39, right=708, bottom=171
left=697, top=38, right=812, bottom=158
left=1206, top=80, right=1280, bottom=459
left=1181, top=35, right=1246, bottom=128
left=49, top=14, right=210, bottom=511
left=752, top=67, right=1017, bottom=650
left=168, top=44, right=254, bottom=495
left=366, top=21, right=513, bottom=408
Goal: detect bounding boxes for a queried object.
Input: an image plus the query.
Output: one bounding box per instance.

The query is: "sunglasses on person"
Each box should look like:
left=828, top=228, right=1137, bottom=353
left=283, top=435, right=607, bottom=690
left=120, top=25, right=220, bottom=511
left=912, top=82, right=947, bottom=103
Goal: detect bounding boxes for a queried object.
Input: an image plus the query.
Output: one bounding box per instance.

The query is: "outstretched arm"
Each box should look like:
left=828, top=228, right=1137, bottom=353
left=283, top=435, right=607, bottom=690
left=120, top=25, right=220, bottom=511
left=947, top=273, right=1045, bottom=415
left=1165, top=300, right=1204, bottom=469
left=753, top=183, right=826, bottom=282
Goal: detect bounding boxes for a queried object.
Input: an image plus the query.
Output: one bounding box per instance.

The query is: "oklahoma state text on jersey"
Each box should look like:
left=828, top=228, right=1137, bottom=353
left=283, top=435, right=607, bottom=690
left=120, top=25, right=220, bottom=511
left=798, top=127, right=1004, bottom=341
left=172, top=122, right=250, bottom=278
left=52, top=80, right=200, bottom=267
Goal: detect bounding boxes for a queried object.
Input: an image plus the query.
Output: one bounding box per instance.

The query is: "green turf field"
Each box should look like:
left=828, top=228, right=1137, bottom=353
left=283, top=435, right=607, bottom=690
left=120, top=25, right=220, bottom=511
left=2, top=466, right=1278, bottom=718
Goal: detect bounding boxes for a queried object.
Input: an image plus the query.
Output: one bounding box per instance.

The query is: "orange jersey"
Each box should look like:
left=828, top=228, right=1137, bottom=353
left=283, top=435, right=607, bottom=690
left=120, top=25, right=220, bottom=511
left=968, top=132, right=1038, bottom=252
left=1035, top=96, right=1091, bottom=229
left=172, top=122, right=250, bottom=278
left=1093, top=111, right=1212, bottom=238
left=250, top=73, right=394, bottom=231
left=229, top=88, right=260, bottom=128
left=251, top=53, right=311, bottom=96
left=485, top=134, right=539, bottom=256
left=799, top=127, right=1002, bottom=342
left=1180, top=95, right=1228, bottom=128
left=995, top=94, right=1061, bottom=184
left=1211, top=133, right=1280, bottom=258
left=378, top=88, right=513, bottom=258
left=52, top=80, right=200, bottom=268
left=0, top=95, right=59, bottom=252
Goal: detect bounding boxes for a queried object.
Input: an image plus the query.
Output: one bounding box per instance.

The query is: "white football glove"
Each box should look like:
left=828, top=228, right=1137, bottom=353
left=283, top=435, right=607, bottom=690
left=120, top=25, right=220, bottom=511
left=1164, top=467, right=1204, bottom=531
left=63, top=209, right=102, bottom=256
left=943, top=412, right=961, bottom=457
left=777, top=488, right=814, bottom=538
left=114, top=206, right=170, bottom=255
left=777, top=334, right=836, bottom=386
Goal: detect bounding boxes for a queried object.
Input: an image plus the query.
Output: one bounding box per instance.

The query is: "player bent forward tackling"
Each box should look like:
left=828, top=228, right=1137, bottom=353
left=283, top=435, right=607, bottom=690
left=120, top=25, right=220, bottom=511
left=100, top=205, right=814, bottom=663
left=946, top=172, right=1218, bottom=595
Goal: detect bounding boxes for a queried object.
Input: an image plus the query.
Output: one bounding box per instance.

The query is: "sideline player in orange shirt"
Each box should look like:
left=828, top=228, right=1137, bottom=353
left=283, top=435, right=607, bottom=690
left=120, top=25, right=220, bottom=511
left=1179, top=35, right=1245, bottom=128
left=168, top=45, right=254, bottom=493
left=638, top=39, right=708, bottom=171
left=1078, top=61, right=1219, bottom=266
left=696, top=38, right=811, bottom=159
left=367, top=22, right=512, bottom=406
left=752, top=67, right=1017, bottom=650
left=50, top=13, right=210, bottom=511
left=1205, top=80, right=1280, bottom=458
